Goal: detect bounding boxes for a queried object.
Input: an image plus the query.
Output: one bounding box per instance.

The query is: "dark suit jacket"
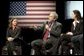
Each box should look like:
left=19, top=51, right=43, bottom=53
left=71, top=19, right=83, bottom=36
left=35, top=20, right=62, bottom=39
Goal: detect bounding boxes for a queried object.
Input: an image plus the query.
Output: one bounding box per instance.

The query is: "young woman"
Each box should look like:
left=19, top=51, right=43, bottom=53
left=70, top=10, right=83, bottom=55
left=57, top=10, right=83, bottom=55
left=5, top=18, right=21, bottom=55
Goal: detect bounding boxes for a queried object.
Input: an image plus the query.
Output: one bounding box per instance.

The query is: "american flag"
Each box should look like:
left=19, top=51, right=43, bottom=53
left=9, top=1, right=56, bottom=27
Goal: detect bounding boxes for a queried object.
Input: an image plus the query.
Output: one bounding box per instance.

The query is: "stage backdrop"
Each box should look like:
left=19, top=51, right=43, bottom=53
left=9, top=1, right=56, bottom=27
left=65, top=1, right=83, bottom=19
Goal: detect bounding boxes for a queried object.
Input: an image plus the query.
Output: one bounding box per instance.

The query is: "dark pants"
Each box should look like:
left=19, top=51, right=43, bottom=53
left=57, top=34, right=73, bottom=55
left=31, top=39, right=46, bottom=55
left=2, top=41, right=22, bottom=55
left=71, top=34, right=83, bottom=55
left=31, top=37, right=59, bottom=55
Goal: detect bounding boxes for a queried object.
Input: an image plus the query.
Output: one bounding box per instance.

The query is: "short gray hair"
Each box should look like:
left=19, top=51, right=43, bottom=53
left=50, top=12, right=58, bottom=20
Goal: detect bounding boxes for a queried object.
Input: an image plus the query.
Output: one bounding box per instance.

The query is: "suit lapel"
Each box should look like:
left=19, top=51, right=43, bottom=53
left=51, top=21, right=57, bottom=31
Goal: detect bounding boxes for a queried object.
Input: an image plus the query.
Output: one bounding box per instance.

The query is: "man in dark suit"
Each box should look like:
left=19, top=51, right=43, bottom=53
left=31, top=12, right=62, bottom=55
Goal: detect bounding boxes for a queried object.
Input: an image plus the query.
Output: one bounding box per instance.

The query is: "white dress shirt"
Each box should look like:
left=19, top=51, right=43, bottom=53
left=73, top=20, right=80, bottom=30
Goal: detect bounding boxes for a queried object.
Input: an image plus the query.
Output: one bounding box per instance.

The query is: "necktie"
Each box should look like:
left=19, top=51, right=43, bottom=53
left=43, top=22, right=52, bottom=41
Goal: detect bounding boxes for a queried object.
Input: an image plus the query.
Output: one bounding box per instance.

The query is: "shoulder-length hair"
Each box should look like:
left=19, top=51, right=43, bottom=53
left=8, top=18, right=18, bottom=28
left=73, top=10, right=81, bottom=20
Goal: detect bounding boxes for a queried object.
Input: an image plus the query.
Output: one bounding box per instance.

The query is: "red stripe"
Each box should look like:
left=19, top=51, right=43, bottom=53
left=27, top=1, right=55, bottom=3
left=25, top=14, right=49, bottom=15
left=26, top=5, right=56, bottom=7
left=26, top=9, right=56, bottom=11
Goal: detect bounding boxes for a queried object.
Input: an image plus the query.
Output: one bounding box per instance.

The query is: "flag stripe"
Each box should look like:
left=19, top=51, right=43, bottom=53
left=18, top=20, right=48, bottom=22
left=26, top=9, right=56, bottom=11
left=9, top=15, right=48, bottom=18
left=27, top=1, right=55, bottom=3
left=26, top=3, right=56, bottom=6
left=18, top=22, right=43, bottom=24
left=27, top=5, right=56, bottom=7
left=26, top=7, right=56, bottom=11
left=26, top=11, right=55, bottom=15
left=18, top=24, right=43, bottom=27
left=9, top=17, right=48, bottom=20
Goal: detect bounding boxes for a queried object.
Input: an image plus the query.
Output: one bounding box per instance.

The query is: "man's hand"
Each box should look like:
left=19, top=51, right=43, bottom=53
left=29, top=24, right=38, bottom=29
left=66, top=32, right=73, bottom=35
left=45, top=24, right=51, bottom=31
left=7, top=37, right=14, bottom=42
left=33, top=24, right=38, bottom=28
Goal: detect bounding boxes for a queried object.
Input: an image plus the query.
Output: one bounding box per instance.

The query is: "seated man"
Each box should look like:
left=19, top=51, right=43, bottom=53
left=31, top=12, right=62, bottom=55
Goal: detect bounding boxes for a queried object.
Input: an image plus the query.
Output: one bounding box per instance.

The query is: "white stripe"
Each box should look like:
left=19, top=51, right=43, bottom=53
left=9, top=16, right=48, bottom=18
left=18, top=19, right=49, bottom=22
left=26, top=11, right=55, bottom=14
left=18, top=24, right=43, bottom=26
left=26, top=3, right=56, bottom=6
left=26, top=7, right=56, bottom=10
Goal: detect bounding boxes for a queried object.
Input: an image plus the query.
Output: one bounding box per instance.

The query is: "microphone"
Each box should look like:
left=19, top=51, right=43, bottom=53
left=46, top=21, right=48, bottom=24
left=46, top=21, right=51, bottom=25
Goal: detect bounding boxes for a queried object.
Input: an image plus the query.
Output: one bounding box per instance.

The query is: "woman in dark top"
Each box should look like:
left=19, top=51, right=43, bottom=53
left=6, top=18, right=21, bottom=55
left=57, top=10, right=83, bottom=55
